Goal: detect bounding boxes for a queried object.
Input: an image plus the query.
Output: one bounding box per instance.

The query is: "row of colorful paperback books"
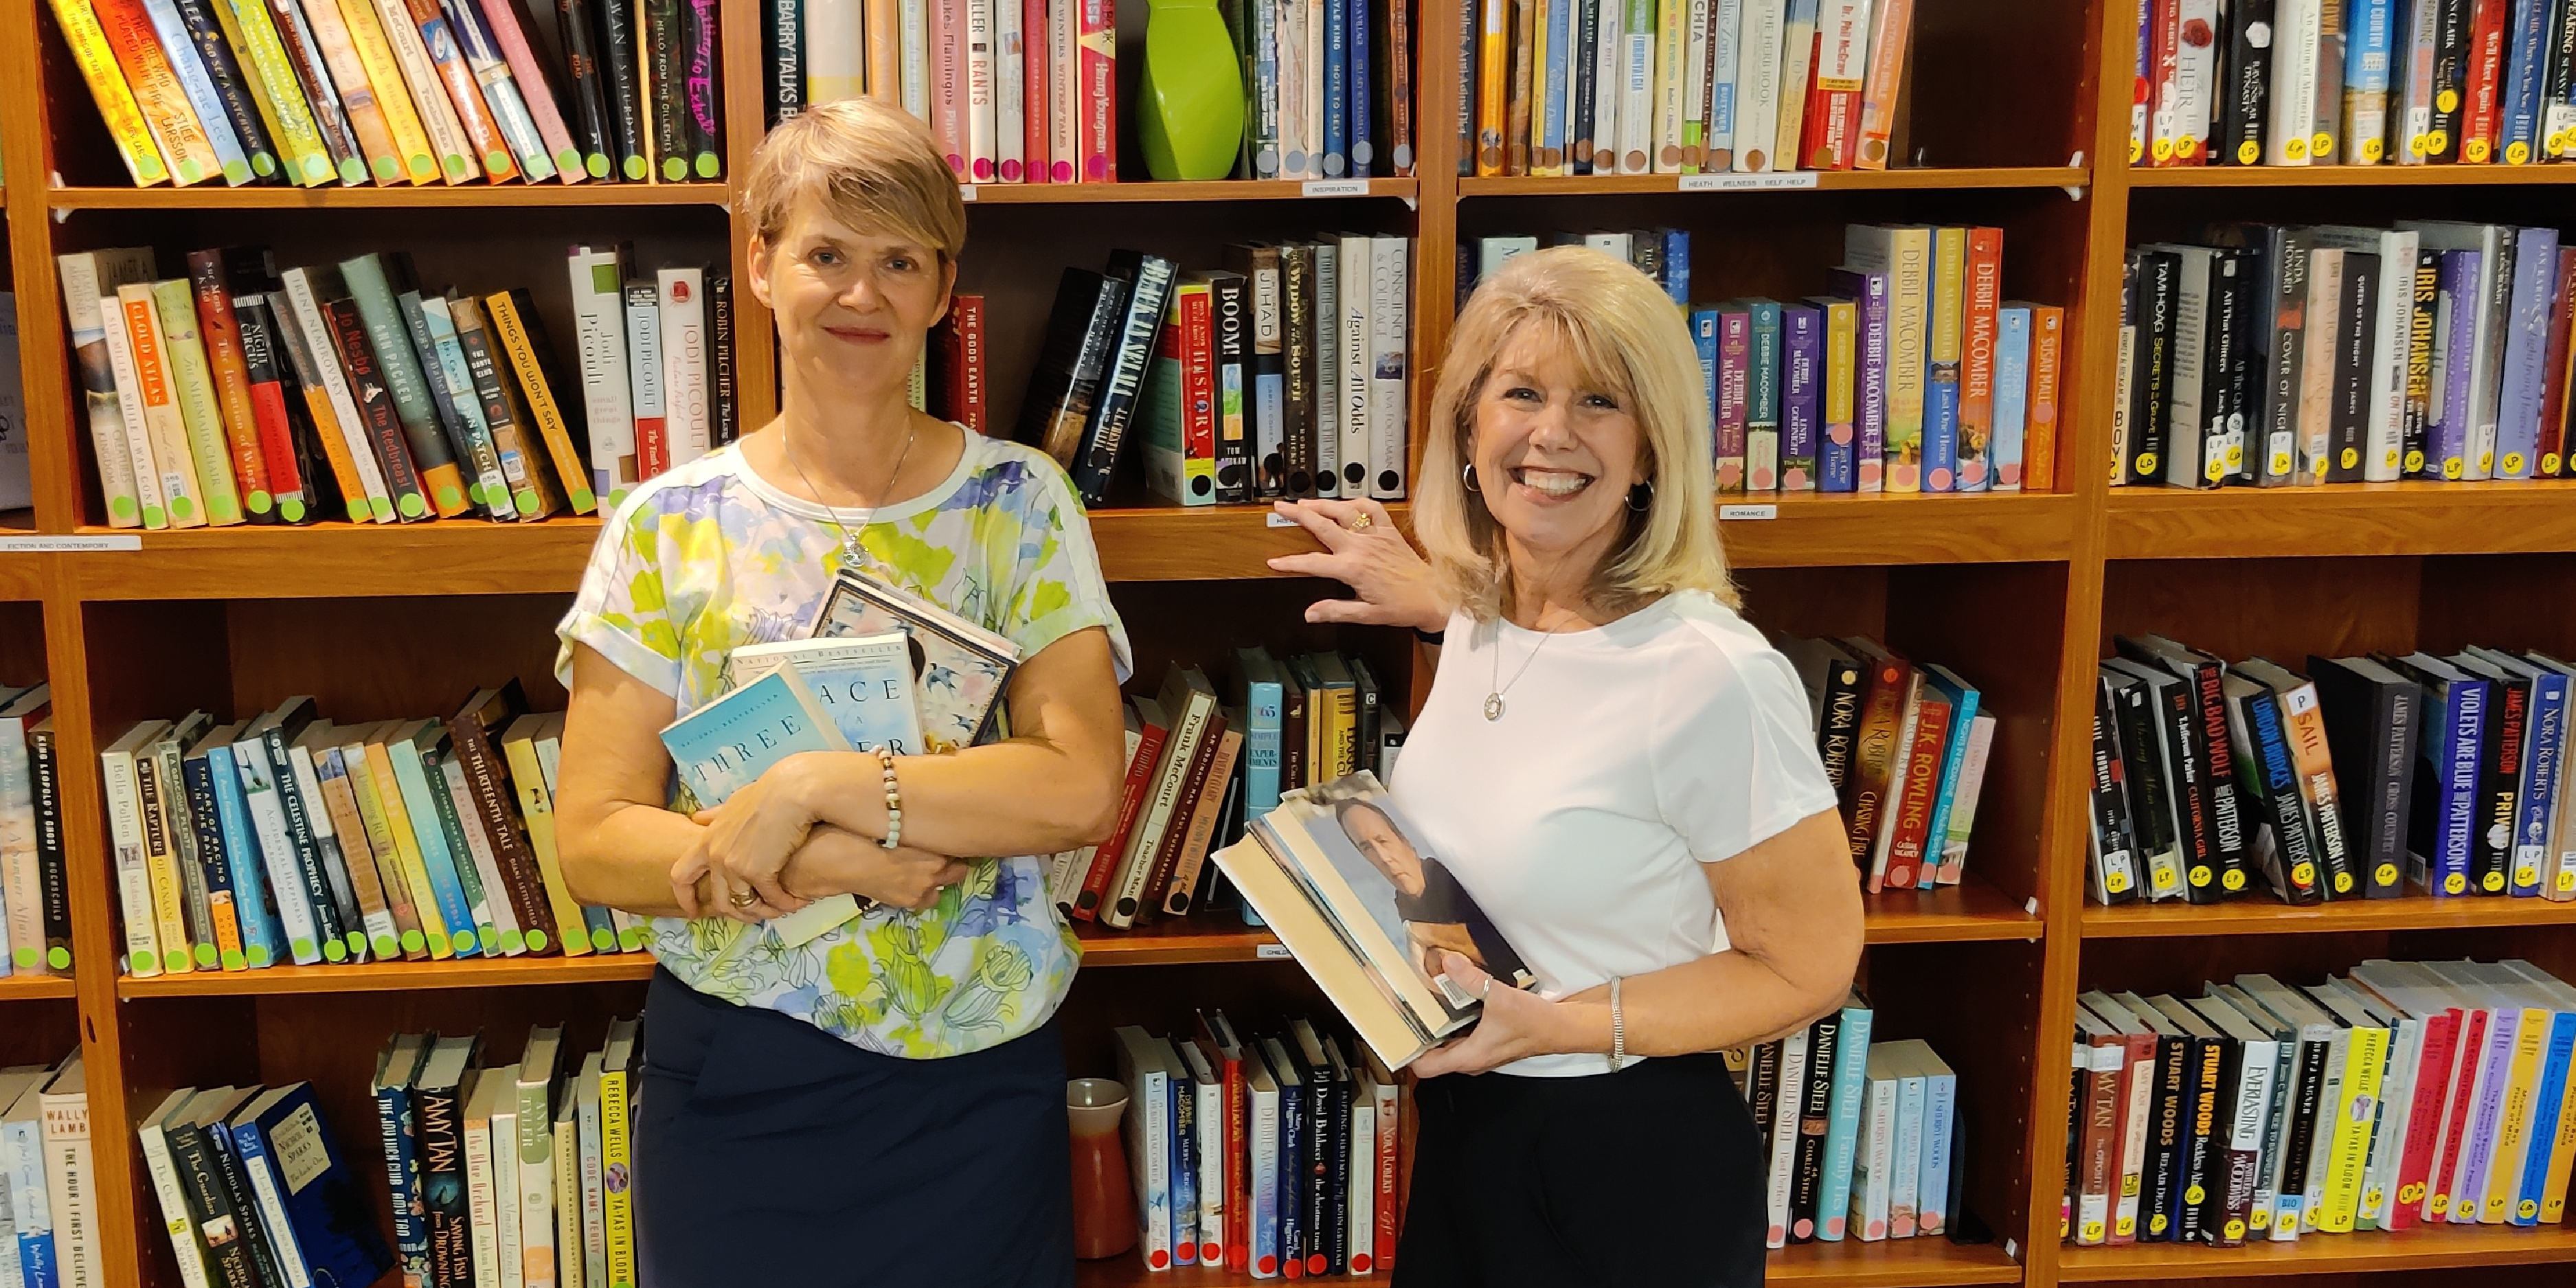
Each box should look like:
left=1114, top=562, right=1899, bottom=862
left=2085, top=636, right=2576, bottom=907
left=1459, top=0, right=1918, bottom=177
left=106, top=686, right=648, bottom=980
left=2062, top=961, right=2576, bottom=1248
left=1778, top=636, right=1997, bottom=894
left=0, top=1054, right=102, bottom=1288
left=2115, top=221, right=2576, bottom=488
left=52, top=0, right=721, bottom=188
left=1472, top=225, right=2066, bottom=493
left=2132, top=0, right=2576, bottom=168
left=1730, top=1001, right=1961, bottom=1246
left=0, top=686, right=68, bottom=979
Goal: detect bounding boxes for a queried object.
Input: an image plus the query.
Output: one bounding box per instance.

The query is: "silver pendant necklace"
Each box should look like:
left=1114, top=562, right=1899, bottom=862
left=785, top=419, right=918, bottom=570
left=1484, top=613, right=1563, bottom=721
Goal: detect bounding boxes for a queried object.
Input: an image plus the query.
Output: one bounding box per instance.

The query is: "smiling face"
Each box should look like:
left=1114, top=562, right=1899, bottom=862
left=1469, top=319, right=1647, bottom=585
left=750, top=190, right=956, bottom=405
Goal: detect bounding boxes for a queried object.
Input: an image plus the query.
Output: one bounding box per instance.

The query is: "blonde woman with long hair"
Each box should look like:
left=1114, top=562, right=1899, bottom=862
left=1272, top=247, right=1866, bottom=1286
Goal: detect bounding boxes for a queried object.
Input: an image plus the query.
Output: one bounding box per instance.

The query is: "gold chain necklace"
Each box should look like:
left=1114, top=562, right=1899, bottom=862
left=784, top=420, right=918, bottom=570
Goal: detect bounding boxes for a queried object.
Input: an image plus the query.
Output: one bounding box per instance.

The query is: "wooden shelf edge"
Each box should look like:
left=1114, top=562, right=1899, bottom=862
left=115, top=953, right=657, bottom=997
left=964, top=179, right=1419, bottom=205
left=1724, top=491, right=2082, bottom=568
left=0, top=974, right=79, bottom=1000
left=1459, top=167, right=2090, bottom=196
left=46, top=183, right=732, bottom=210
left=2125, top=163, right=2576, bottom=188
left=1074, top=1236, right=2019, bottom=1286
left=2057, top=1224, right=2576, bottom=1279
left=2083, top=893, right=2576, bottom=938
left=2107, top=479, right=2576, bottom=560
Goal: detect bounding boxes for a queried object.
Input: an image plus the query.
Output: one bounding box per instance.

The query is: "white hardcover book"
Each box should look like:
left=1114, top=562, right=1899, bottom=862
left=2171, top=0, right=2218, bottom=163
left=2399, top=222, right=2513, bottom=479
left=2398, top=0, right=2440, bottom=162
left=1849, top=1052, right=1895, bottom=1240
left=806, top=0, right=864, bottom=102
left=38, top=1058, right=98, bottom=1288
left=1651, top=0, right=1687, bottom=172
left=1764, top=1028, right=1809, bottom=1247
left=1337, top=233, right=1372, bottom=499
left=1733, top=0, right=1787, bottom=171
left=1116, top=1028, right=1174, bottom=1269
left=490, top=1068, right=524, bottom=1288
left=1591, top=0, right=1625, bottom=169
left=1889, top=1050, right=1928, bottom=1238
left=2323, top=978, right=2421, bottom=1229
left=102, top=722, right=169, bottom=977
left=2307, top=226, right=2419, bottom=480
left=657, top=269, right=712, bottom=467
left=1774, top=0, right=1819, bottom=169
left=1617, top=0, right=1655, bottom=172
left=902, top=0, right=931, bottom=116
left=2141, top=242, right=2213, bottom=488
left=438, top=754, right=522, bottom=953
left=995, top=0, right=1025, bottom=180
left=57, top=249, right=162, bottom=529
left=135, top=1089, right=212, bottom=1288
left=2296, top=248, right=2345, bottom=484
left=567, top=247, right=639, bottom=504
left=1313, top=241, right=1342, bottom=498
left=967, top=0, right=997, bottom=179
left=1175, top=1040, right=1225, bottom=1263
left=369, top=0, right=476, bottom=183
left=1369, top=236, right=1410, bottom=500
left=1910, top=1043, right=1958, bottom=1236
left=1684, top=0, right=1713, bottom=166
left=1707, top=0, right=1747, bottom=168
left=1247, top=1050, right=1281, bottom=1279
left=1276, top=0, right=1309, bottom=178
left=275, top=270, right=394, bottom=522
left=1, top=1076, right=57, bottom=1288
left=1348, top=1094, right=1375, bottom=1272
left=464, top=1074, right=501, bottom=1288
left=515, top=1037, right=561, bottom=1288
left=2266, top=0, right=2318, bottom=165
left=621, top=281, right=665, bottom=481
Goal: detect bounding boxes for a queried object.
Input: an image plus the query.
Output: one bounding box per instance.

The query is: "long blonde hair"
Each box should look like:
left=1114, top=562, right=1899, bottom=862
left=1414, top=246, right=1735, bottom=622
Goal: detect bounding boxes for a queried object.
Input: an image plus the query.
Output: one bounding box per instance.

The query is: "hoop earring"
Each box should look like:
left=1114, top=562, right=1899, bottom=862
left=1627, top=481, right=1653, bottom=512
left=1462, top=463, right=1482, bottom=494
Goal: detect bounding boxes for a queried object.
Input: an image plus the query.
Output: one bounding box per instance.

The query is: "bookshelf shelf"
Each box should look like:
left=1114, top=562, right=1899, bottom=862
left=113, top=952, right=657, bottom=997
left=2082, top=893, right=2576, bottom=938
left=1068, top=1238, right=2024, bottom=1287
left=2105, top=482, right=2576, bottom=560
left=1457, top=167, right=2092, bottom=197
left=1719, top=493, right=2083, bottom=568
left=0, top=974, right=77, bottom=1001
left=43, top=183, right=736, bottom=210
left=1860, top=878, right=2046, bottom=943
left=2056, top=1224, right=2576, bottom=1279
left=962, top=179, right=1421, bottom=204
left=2123, top=164, right=2576, bottom=189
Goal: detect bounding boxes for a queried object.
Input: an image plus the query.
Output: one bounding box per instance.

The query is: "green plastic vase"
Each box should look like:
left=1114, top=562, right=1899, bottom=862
left=1137, top=0, right=1247, bottom=182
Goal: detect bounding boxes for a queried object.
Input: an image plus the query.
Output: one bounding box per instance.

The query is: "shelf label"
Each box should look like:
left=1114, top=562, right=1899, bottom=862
left=1677, top=171, right=1821, bottom=192
left=1267, top=512, right=1300, bottom=528
left=1256, top=942, right=1292, bottom=959
left=1303, top=178, right=1370, bottom=197
left=0, top=534, right=140, bottom=552
left=958, top=183, right=978, bottom=201
left=1719, top=504, right=1778, bottom=521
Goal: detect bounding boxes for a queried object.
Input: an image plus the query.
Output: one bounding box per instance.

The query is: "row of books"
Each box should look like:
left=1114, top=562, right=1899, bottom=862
left=53, top=0, right=721, bottom=188
left=0, top=686, right=69, bottom=980
left=1474, top=225, right=2066, bottom=493
left=561, top=245, right=742, bottom=510
left=2114, top=221, right=2576, bottom=488
left=106, top=687, right=648, bottom=980
left=1459, top=0, right=1918, bottom=177
left=133, top=1078, right=392, bottom=1288
left=1728, top=1000, right=1961, bottom=1246
left=2085, top=635, right=2576, bottom=907
left=1018, top=238, right=1411, bottom=508
left=1114, top=1015, right=1402, bottom=1276
left=2062, top=960, right=2576, bottom=1250
left=778, top=0, right=1421, bottom=184
left=1779, top=635, right=1998, bottom=893
left=2133, top=0, right=2576, bottom=168
left=0, top=1053, right=101, bottom=1288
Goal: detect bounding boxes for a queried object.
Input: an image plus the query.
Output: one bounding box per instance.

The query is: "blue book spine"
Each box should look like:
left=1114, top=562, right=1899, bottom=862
left=1660, top=227, right=1691, bottom=304
left=1322, top=0, right=1349, bottom=176
left=2440, top=679, right=2487, bottom=894
left=1782, top=304, right=1821, bottom=490
left=1919, top=1068, right=1957, bottom=1232
left=2505, top=0, right=2553, bottom=160
left=1170, top=1063, right=1197, bottom=1263
left=205, top=743, right=284, bottom=969
left=1920, top=675, right=1982, bottom=886
left=1709, top=0, right=1743, bottom=152
left=246, top=1087, right=396, bottom=1286
left=1747, top=300, right=1783, bottom=490
left=1816, top=1003, right=1873, bottom=1239
left=2513, top=668, right=2566, bottom=895
left=1347, top=0, right=1374, bottom=174
left=4, top=1115, right=58, bottom=1288
left=1690, top=308, right=1720, bottom=440
left=378, top=1080, right=429, bottom=1286
left=2347, top=0, right=2395, bottom=101
left=386, top=749, right=481, bottom=958
left=1246, top=679, right=1285, bottom=816
left=2516, top=1012, right=2576, bottom=1223
left=1993, top=306, right=2033, bottom=490
left=1276, top=1075, right=1304, bottom=1268
left=2497, top=227, right=2559, bottom=478
left=19, top=1231, right=57, bottom=1288
left=177, top=753, right=240, bottom=970
left=1541, top=0, right=1572, bottom=168
left=138, top=0, right=253, bottom=182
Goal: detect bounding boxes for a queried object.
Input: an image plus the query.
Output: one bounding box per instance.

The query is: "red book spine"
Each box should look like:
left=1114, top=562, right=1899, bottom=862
left=1078, top=0, right=1116, bottom=179
left=2389, top=1008, right=2460, bottom=1230
left=184, top=253, right=274, bottom=509
left=1385, top=0, right=1414, bottom=176
left=2464, top=0, right=2509, bottom=161
left=1882, top=692, right=1952, bottom=890
left=1022, top=0, right=1050, bottom=180
left=1373, top=1085, right=1398, bottom=1266
left=2537, top=249, right=2576, bottom=477
left=2147, top=0, right=2184, bottom=165
left=1225, top=1052, right=1247, bottom=1268
left=2105, top=1032, right=2157, bottom=1243
left=2426, top=1007, right=2489, bottom=1219
left=1184, top=284, right=1214, bottom=469
left=956, top=295, right=986, bottom=433
left=1074, top=712, right=1166, bottom=920
left=1959, top=227, right=2003, bottom=491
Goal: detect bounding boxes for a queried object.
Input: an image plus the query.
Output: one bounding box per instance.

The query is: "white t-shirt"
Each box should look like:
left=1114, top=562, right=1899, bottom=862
left=1389, top=589, right=1840, bottom=1077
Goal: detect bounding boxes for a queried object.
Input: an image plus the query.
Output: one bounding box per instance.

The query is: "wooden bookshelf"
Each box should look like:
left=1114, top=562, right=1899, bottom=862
left=7, top=0, right=2575, bottom=1285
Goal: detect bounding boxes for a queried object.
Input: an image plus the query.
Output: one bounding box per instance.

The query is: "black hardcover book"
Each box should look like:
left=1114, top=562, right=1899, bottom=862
left=2133, top=249, right=2182, bottom=485
left=2194, top=251, right=2246, bottom=488
left=1280, top=242, right=1319, bottom=496
left=2307, top=655, right=2421, bottom=899
left=2429, top=0, right=2473, bottom=163
left=1223, top=243, right=1289, bottom=497
left=199, top=1109, right=294, bottom=1288
left=2550, top=3, right=2576, bottom=156
left=1788, top=1008, right=1841, bottom=1243
left=1798, top=643, right=1868, bottom=801
left=29, top=720, right=71, bottom=972
left=644, top=0, right=689, bottom=179
left=2260, top=227, right=2313, bottom=486
left=2088, top=670, right=2143, bottom=904
left=320, top=295, right=432, bottom=517
left=2377, top=651, right=2485, bottom=894
left=1015, top=268, right=1129, bottom=463
left=1567, top=0, right=1598, bottom=173
left=682, top=0, right=723, bottom=177
left=1285, top=1024, right=1337, bottom=1276
left=2324, top=250, right=2378, bottom=483
left=2155, top=1008, right=2225, bottom=1244
left=767, top=0, right=804, bottom=122
left=1746, top=1039, right=1783, bottom=1144
left=2272, top=1028, right=2331, bottom=1232
left=2402, top=249, right=2439, bottom=476
left=595, top=0, right=652, bottom=179
left=1348, top=656, right=1382, bottom=778
left=2224, top=672, right=2325, bottom=905
left=2216, top=0, right=2276, bottom=164
left=1208, top=270, right=1254, bottom=502
left=170, top=0, right=282, bottom=184
left=2131, top=637, right=2257, bottom=893
left=415, top=1057, right=475, bottom=1288
left=2105, top=664, right=2181, bottom=894
left=558, top=0, right=620, bottom=177
left=167, top=1115, right=263, bottom=1288
left=709, top=274, right=738, bottom=444
left=2108, top=652, right=2222, bottom=901
left=1075, top=250, right=1182, bottom=506
left=1262, top=1036, right=1307, bottom=1270
left=2450, top=653, right=2527, bottom=895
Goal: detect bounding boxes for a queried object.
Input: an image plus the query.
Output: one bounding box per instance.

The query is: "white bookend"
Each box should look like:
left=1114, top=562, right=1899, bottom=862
left=101, top=721, right=169, bottom=976
left=1368, top=236, right=1409, bottom=500
left=1733, top=0, right=1787, bottom=172
left=566, top=247, right=639, bottom=506
left=1337, top=233, right=1372, bottom=499
left=658, top=269, right=712, bottom=468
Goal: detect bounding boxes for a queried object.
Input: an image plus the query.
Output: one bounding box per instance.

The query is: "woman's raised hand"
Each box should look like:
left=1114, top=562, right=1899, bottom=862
left=1265, top=498, right=1452, bottom=632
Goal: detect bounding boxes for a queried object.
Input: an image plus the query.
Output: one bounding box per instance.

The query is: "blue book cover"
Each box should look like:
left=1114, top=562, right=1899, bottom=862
left=204, top=743, right=283, bottom=969
left=177, top=747, right=240, bottom=971
left=2502, top=0, right=2552, bottom=161
left=1690, top=308, right=1719, bottom=436
left=1781, top=304, right=1821, bottom=490
left=2509, top=661, right=2566, bottom=895
left=1829, top=267, right=1893, bottom=492
left=1918, top=666, right=1982, bottom=889
left=371, top=1037, right=429, bottom=1288
left=1660, top=227, right=1691, bottom=304
left=660, top=669, right=850, bottom=810
left=1322, top=0, right=1349, bottom=176
left=725, top=634, right=927, bottom=755
left=1992, top=306, right=2033, bottom=491
left=234, top=730, right=333, bottom=964
left=380, top=732, right=481, bottom=958
left=2514, top=1007, right=2576, bottom=1223
left=2408, top=663, right=2487, bottom=896
left=1709, top=0, right=1744, bottom=157
left=1540, top=0, right=1572, bottom=169
left=4, top=1101, right=57, bottom=1288
left=1235, top=653, right=1285, bottom=817
left=233, top=1083, right=396, bottom=1288
left=1168, top=1048, right=1198, bottom=1264
left=1816, top=999, right=1873, bottom=1239
left=2496, top=227, right=2560, bottom=479
left=1347, top=0, right=1375, bottom=174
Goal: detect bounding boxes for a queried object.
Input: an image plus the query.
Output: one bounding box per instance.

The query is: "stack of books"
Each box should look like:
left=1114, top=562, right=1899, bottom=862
left=0, top=1053, right=103, bottom=1288
left=2116, top=221, right=2576, bottom=488
left=1460, top=0, right=1920, bottom=177
left=2062, top=961, right=2576, bottom=1251
left=2086, top=637, right=2576, bottom=907
left=1779, top=635, right=2000, bottom=894
left=1114, top=1014, right=1403, bottom=1276
left=1735, top=999, right=1962, bottom=1246
left=776, top=0, right=1419, bottom=183
left=103, top=685, right=650, bottom=980
left=48, top=0, right=719, bottom=188
left=133, top=1078, right=393, bottom=1288
left=1017, top=238, right=1412, bottom=507
left=2133, top=0, right=2576, bottom=168
left=1471, top=224, right=2066, bottom=493
left=0, top=685, right=68, bottom=980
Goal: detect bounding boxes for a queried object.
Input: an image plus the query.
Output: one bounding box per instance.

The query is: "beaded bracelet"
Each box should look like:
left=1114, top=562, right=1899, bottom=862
left=1609, top=975, right=1627, bottom=1072
left=877, top=746, right=903, bottom=850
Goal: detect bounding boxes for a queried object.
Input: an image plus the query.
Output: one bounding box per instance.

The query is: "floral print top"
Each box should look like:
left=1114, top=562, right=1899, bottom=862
left=556, top=431, right=1131, bottom=1058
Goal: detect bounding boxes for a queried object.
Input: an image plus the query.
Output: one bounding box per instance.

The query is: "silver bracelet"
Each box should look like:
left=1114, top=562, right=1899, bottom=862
left=1609, top=975, right=1626, bottom=1071
left=877, top=747, right=903, bottom=850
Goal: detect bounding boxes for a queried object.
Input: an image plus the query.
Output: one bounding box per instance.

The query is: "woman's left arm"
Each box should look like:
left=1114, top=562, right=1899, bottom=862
left=1413, top=807, right=1862, bottom=1077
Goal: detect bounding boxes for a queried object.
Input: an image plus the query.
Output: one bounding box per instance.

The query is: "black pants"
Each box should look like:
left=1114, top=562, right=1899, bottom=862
left=635, top=967, right=1074, bottom=1288
left=1394, top=1053, right=1767, bottom=1288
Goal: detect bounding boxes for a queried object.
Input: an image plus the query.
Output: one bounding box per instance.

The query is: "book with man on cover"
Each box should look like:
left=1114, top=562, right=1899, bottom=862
left=1215, top=772, right=1532, bottom=1070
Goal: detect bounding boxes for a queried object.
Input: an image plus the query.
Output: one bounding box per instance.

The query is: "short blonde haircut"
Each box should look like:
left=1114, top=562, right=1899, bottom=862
left=1415, top=246, right=1736, bottom=621
left=741, top=98, right=967, bottom=263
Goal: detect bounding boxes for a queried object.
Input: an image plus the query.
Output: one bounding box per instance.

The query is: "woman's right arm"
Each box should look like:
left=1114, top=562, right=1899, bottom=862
left=553, top=642, right=705, bottom=918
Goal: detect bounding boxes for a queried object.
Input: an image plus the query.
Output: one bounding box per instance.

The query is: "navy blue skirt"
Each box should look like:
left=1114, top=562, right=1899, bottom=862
left=636, top=967, right=1074, bottom=1288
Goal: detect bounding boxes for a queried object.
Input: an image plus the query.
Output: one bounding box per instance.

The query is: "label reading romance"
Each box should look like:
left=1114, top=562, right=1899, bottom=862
left=1677, top=171, right=1821, bottom=192
left=1719, top=504, right=1779, bottom=521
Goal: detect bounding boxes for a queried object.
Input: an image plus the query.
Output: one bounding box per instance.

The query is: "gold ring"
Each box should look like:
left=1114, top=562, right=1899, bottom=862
left=1348, top=512, right=1375, bottom=532
left=728, top=890, right=758, bottom=908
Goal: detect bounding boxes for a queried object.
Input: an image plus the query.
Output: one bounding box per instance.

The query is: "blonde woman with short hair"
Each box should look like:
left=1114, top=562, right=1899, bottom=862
left=552, top=98, right=1129, bottom=1285
left=1273, top=247, right=1866, bottom=1286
